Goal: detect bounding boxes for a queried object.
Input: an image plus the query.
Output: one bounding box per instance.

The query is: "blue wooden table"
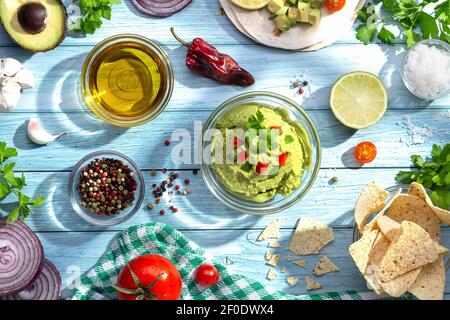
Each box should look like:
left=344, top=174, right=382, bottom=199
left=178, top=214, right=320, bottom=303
left=1, top=0, right=449, bottom=299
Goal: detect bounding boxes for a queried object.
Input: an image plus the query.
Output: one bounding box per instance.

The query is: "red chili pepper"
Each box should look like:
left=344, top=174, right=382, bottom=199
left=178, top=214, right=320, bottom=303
left=279, top=152, right=289, bottom=167
left=256, top=162, right=269, bottom=174
left=171, top=27, right=255, bottom=87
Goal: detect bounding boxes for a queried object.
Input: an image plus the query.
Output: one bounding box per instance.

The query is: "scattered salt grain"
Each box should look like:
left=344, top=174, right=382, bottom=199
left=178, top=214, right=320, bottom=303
left=403, top=43, right=450, bottom=98
left=398, top=115, right=437, bottom=145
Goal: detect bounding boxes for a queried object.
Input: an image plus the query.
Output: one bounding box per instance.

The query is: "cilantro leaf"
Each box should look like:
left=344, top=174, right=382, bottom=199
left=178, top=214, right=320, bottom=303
left=356, top=24, right=377, bottom=45
left=240, top=163, right=252, bottom=173
left=377, top=26, right=396, bottom=45
left=0, top=142, right=45, bottom=223
left=246, top=110, right=265, bottom=130
left=418, top=12, right=439, bottom=39
left=403, top=28, right=422, bottom=47
left=70, top=0, right=121, bottom=34
left=285, top=135, right=295, bottom=144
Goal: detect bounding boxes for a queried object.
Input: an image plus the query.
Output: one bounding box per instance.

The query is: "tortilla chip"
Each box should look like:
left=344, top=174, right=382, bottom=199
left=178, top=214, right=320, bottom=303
left=408, top=256, right=445, bottom=300
left=369, top=232, right=391, bottom=266
left=313, top=256, right=340, bottom=276
left=380, top=221, right=439, bottom=282
left=267, top=241, right=281, bottom=248
left=381, top=268, right=422, bottom=298
left=306, top=276, right=322, bottom=291
left=288, top=217, right=334, bottom=255
left=265, top=252, right=280, bottom=267
left=355, top=182, right=390, bottom=231
left=376, top=216, right=401, bottom=241
left=349, top=229, right=379, bottom=274
left=386, top=194, right=441, bottom=241
left=266, top=268, right=277, bottom=280
left=280, top=267, right=288, bottom=274
left=293, top=259, right=306, bottom=268
left=361, top=187, right=402, bottom=236
left=287, top=276, right=299, bottom=287
left=257, top=219, right=280, bottom=241
left=408, top=182, right=450, bottom=226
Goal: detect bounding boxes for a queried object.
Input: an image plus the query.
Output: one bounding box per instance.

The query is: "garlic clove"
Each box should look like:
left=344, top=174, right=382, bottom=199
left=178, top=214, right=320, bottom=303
left=0, top=82, right=22, bottom=112
left=27, top=118, right=64, bottom=145
left=12, top=67, right=35, bottom=89
left=1, top=58, right=24, bottom=77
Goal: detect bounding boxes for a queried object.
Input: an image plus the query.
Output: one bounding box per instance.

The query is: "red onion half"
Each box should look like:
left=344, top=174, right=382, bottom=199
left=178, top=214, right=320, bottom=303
left=1, top=259, right=61, bottom=300
left=0, top=218, right=44, bottom=296
left=131, top=0, right=192, bottom=17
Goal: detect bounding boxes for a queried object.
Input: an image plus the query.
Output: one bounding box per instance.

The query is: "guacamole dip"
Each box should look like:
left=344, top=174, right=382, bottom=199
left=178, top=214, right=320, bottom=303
left=211, top=104, right=312, bottom=202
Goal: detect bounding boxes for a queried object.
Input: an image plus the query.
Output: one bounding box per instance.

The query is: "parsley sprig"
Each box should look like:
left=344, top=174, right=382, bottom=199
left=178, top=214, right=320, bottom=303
left=396, top=143, right=450, bottom=209
left=70, top=0, right=121, bottom=34
left=0, top=142, right=45, bottom=223
left=246, top=110, right=265, bottom=130
left=356, top=0, right=450, bottom=47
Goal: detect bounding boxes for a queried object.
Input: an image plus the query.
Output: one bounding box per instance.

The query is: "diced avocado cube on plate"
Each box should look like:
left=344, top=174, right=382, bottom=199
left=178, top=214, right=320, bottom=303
left=274, top=15, right=292, bottom=32
left=267, top=0, right=286, bottom=13
left=288, top=7, right=299, bottom=23
left=308, top=8, right=321, bottom=25
left=297, top=2, right=310, bottom=23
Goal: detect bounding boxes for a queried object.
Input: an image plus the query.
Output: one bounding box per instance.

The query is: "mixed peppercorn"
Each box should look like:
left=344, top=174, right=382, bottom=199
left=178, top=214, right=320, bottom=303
left=77, top=158, right=137, bottom=216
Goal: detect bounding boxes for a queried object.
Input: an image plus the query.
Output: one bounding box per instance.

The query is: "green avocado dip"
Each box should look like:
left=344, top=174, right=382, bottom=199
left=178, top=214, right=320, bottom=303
left=211, top=104, right=312, bottom=202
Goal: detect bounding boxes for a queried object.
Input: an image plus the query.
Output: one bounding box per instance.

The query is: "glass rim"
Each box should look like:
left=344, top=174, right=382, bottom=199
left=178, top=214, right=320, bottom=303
left=401, top=39, right=450, bottom=101
left=81, top=33, right=174, bottom=127
left=200, top=91, right=322, bottom=215
left=68, top=150, right=145, bottom=226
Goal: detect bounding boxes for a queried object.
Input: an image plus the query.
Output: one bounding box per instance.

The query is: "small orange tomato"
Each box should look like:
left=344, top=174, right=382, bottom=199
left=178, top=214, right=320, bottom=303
left=325, top=0, right=346, bottom=12
left=354, top=142, right=377, bottom=164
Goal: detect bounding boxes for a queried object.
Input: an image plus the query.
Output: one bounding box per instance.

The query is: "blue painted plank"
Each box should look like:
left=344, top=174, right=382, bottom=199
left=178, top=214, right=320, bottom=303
left=35, top=228, right=450, bottom=299
left=0, top=1, right=401, bottom=47
left=2, top=169, right=449, bottom=232
left=2, top=44, right=449, bottom=113
left=1, top=110, right=448, bottom=171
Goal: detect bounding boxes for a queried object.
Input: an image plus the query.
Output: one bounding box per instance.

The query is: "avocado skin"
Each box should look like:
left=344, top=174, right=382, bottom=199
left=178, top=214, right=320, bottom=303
left=0, top=0, right=68, bottom=52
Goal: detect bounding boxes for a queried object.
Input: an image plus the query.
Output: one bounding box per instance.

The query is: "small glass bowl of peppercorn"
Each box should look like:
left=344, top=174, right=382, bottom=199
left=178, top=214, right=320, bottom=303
left=68, top=151, right=145, bottom=226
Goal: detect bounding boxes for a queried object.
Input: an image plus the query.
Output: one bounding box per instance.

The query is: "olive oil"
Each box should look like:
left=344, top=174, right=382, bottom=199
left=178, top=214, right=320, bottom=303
left=87, top=41, right=169, bottom=119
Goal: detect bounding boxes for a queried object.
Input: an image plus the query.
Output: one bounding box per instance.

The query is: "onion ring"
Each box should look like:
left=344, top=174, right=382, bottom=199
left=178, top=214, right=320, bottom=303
left=131, top=0, right=192, bottom=17
left=0, top=218, right=44, bottom=296
left=1, top=259, right=61, bottom=300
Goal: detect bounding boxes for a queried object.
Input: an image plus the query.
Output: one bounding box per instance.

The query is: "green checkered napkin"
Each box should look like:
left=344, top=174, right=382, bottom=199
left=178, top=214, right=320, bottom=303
left=71, top=223, right=382, bottom=300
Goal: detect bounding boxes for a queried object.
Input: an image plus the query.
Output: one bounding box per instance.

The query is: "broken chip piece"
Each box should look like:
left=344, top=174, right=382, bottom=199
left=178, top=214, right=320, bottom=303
left=306, top=276, right=322, bottom=291
left=267, top=241, right=281, bottom=248
left=293, top=259, right=306, bottom=268
left=354, top=181, right=390, bottom=231
left=288, top=217, right=334, bottom=255
left=266, top=268, right=277, bottom=280
left=313, top=256, right=340, bottom=276
left=265, top=252, right=280, bottom=267
left=257, top=219, right=280, bottom=241
left=287, top=276, right=299, bottom=287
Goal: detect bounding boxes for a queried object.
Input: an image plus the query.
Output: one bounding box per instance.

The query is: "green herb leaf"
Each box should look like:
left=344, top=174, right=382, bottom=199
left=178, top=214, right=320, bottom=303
left=71, top=0, right=121, bottom=34
left=377, top=26, right=396, bottom=45
left=240, top=163, right=252, bottom=173
left=0, top=142, right=45, bottom=223
left=285, top=135, right=295, bottom=144
left=418, top=12, right=439, bottom=39
left=403, top=28, right=422, bottom=47
left=356, top=24, right=377, bottom=45
left=246, top=110, right=265, bottom=130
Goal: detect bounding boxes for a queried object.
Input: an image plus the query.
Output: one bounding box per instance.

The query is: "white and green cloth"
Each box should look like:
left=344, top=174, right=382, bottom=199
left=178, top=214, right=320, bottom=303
left=71, top=223, right=383, bottom=300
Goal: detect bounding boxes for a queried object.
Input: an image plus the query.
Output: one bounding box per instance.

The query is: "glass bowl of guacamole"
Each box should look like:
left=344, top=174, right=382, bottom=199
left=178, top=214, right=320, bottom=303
left=200, top=91, right=321, bottom=215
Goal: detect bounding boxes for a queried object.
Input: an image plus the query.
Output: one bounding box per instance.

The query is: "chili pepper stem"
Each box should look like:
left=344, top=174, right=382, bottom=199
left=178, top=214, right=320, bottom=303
left=170, top=27, right=189, bottom=47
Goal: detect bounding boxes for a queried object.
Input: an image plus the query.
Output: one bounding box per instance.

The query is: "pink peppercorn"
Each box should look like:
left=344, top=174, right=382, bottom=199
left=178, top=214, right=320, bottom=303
left=160, top=209, right=165, bottom=216
left=184, top=179, right=190, bottom=185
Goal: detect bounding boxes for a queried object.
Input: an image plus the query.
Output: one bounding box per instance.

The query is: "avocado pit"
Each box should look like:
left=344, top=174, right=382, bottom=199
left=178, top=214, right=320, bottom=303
left=18, top=2, right=48, bottom=35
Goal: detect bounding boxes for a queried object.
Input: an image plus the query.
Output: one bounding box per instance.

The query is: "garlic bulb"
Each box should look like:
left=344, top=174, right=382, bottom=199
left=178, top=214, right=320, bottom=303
left=27, top=118, right=64, bottom=145
left=0, top=58, right=34, bottom=112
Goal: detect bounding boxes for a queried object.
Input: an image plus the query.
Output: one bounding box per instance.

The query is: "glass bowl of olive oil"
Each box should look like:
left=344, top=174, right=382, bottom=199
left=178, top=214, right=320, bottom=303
left=81, top=34, right=174, bottom=127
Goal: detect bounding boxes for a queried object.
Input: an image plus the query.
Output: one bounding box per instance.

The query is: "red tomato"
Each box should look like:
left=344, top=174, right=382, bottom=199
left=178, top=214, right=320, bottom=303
left=115, top=254, right=182, bottom=300
left=195, top=264, right=220, bottom=287
left=237, top=151, right=248, bottom=163
left=256, top=162, right=270, bottom=174
left=233, top=136, right=242, bottom=148
left=325, top=0, right=346, bottom=12
left=270, top=126, right=283, bottom=135
left=279, top=152, right=289, bottom=167
left=354, top=142, right=377, bottom=164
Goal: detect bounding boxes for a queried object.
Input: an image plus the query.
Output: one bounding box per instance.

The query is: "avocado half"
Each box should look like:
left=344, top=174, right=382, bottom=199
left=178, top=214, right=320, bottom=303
left=0, top=0, right=67, bottom=52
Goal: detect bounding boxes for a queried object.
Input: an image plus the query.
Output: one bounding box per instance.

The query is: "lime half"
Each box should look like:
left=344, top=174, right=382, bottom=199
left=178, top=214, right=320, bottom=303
left=230, top=0, right=271, bottom=10
left=330, top=72, right=388, bottom=129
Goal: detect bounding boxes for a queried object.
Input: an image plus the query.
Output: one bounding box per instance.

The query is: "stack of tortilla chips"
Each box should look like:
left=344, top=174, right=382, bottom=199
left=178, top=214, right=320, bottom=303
left=349, top=182, right=449, bottom=300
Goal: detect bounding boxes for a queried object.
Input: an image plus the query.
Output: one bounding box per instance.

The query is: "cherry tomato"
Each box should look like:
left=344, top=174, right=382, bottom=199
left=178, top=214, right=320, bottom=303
left=325, top=0, right=346, bottom=12
left=115, top=254, right=182, bottom=300
left=237, top=151, right=248, bottom=163
left=256, top=162, right=270, bottom=174
left=354, top=142, right=377, bottom=164
left=270, top=126, right=283, bottom=135
left=195, top=264, right=220, bottom=287
left=279, top=152, right=289, bottom=167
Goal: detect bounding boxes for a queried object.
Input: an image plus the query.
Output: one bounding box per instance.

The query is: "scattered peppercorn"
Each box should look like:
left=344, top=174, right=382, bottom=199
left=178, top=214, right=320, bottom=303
left=331, top=176, right=339, bottom=184
left=298, top=88, right=304, bottom=94
left=162, top=168, right=167, bottom=174
left=303, top=80, right=308, bottom=86
left=151, top=169, right=157, bottom=176
left=293, top=81, right=300, bottom=88
left=147, top=203, right=153, bottom=209
left=164, top=140, right=171, bottom=146
left=193, top=169, right=199, bottom=175
left=184, top=179, right=190, bottom=185
left=160, top=209, right=165, bottom=215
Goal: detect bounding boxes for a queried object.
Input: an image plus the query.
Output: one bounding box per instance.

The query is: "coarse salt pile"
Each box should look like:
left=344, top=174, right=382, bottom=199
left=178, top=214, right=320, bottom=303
left=404, top=43, right=450, bottom=98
